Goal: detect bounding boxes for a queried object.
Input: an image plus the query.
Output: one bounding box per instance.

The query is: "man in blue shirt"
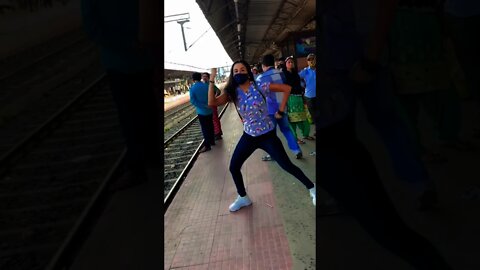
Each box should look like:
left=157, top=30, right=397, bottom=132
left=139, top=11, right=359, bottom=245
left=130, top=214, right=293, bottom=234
left=299, top=53, right=317, bottom=125
left=257, top=54, right=302, bottom=159
left=189, top=72, right=214, bottom=153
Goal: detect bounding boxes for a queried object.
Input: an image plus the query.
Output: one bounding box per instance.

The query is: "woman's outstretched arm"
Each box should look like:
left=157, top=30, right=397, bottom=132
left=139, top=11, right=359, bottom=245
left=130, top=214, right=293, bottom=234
left=208, top=68, right=228, bottom=106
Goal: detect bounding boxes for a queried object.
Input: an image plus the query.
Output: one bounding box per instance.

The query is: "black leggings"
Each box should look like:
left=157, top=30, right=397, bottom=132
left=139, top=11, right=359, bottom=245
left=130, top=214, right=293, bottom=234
left=229, top=130, right=314, bottom=197
left=316, top=113, right=452, bottom=270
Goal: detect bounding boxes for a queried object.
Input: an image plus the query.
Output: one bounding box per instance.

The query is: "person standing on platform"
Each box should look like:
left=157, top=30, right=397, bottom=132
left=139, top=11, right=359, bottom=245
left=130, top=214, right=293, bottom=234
left=202, top=72, right=223, bottom=140
left=190, top=72, right=215, bottom=153
left=257, top=54, right=303, bottom=160
left=207, top=63, right=316, bottom=212
left=251, top=66, right=260, bottom=80
left=81, top=0, right=160, bottom=190
left=282, top=56, right=313, bottom=144
left=299, top=53, right=317, bottom=128
left=276, top=57, right=286, bottom=70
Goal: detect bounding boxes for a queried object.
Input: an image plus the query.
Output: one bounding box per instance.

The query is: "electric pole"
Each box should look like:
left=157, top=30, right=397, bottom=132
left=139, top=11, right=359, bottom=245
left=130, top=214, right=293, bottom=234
left=164, top=13, right=190, bottom=51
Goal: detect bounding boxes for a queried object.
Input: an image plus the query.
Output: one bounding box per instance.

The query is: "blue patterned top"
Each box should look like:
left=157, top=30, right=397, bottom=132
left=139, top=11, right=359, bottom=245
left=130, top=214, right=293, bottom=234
left=236, top=82, right=275, bottom=137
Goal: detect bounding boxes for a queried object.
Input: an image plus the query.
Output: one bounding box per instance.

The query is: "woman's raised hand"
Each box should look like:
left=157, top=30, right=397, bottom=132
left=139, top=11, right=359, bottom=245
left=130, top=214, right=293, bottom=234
left=210, top=68, right=217, bottom=80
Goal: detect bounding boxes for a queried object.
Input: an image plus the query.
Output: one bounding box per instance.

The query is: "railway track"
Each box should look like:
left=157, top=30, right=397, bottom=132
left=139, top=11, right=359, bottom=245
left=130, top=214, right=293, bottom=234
left=0, top=28, right=91, bottom=83
left=0, top=25, right=229, bottom=267
left=0, top=28, right=88, bottom=81
left=0, top=27, right=130, bottom=270
left=164, top=103, right=228, bottom=211
left=164, top=102, right=196, bottom=137
left=0, top=75, right=126, bottom=270
left=164, top=101, right=192, bottom=119
left=0, top=28, right=103, bottom=158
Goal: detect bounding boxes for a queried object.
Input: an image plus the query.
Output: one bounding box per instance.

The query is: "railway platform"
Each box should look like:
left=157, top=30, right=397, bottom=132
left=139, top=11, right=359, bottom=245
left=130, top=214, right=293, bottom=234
left=165, top=93, right=190, bottom=112
left=67, top=99, right=480, bottom=270
left=164, top=103, right=316, bottom=270
left=164, top=97, right=480, bottom=270
left=68, top=101, right=316, bottom=270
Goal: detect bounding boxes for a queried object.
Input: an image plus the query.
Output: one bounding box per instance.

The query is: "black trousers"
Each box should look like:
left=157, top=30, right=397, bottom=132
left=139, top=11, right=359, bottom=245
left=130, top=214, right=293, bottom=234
left=230, top=130, right=314, bottom=197
left=107, top=69, right=161, bottom=174
left=198, top=114, right=214, bottom=148
left=305, top=96, right=317, bottom=124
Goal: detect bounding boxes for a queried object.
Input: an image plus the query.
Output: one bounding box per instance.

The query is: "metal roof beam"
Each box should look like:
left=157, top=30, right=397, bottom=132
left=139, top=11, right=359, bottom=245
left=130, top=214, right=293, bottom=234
left=252, top=0, right=312, bottom=60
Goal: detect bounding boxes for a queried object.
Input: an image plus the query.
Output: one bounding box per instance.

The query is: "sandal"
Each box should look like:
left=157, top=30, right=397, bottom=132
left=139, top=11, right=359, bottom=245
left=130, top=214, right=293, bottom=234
left=303, top=136, right=315, bottom=141
left=297, top=139, right=306, bottom=144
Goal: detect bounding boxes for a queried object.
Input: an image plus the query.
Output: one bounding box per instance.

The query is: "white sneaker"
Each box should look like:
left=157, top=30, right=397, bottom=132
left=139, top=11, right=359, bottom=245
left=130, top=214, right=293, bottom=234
left=229, top=195, right=252, bottom=212
left=309, top=185, right=316, bottom=206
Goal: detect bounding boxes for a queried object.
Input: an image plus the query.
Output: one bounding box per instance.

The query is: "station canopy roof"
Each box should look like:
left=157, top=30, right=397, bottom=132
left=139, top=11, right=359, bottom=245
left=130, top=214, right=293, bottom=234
left=195, top=0, right=315, bottom=64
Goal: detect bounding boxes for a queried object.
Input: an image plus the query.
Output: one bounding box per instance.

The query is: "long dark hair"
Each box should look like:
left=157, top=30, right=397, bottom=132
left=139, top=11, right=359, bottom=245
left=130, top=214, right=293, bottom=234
left=283, top=57, right=298, bottom=74
left=281, top=59, right=302, bottom=93
left=224, top=60, right=255, bottom=105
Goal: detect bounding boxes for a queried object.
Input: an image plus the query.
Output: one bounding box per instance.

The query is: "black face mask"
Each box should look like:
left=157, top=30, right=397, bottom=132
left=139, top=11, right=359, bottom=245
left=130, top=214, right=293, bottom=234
left=234, top=73, right=249, bottom=84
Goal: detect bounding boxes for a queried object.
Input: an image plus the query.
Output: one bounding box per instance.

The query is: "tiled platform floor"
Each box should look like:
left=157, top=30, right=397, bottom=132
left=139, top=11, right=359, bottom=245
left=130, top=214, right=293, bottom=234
left=164, top=104, right=314, bottom=269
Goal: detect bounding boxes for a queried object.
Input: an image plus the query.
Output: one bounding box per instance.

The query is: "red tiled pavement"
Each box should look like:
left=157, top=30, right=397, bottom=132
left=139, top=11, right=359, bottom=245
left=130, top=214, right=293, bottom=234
left=164, top=104, right=293, bottom=270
